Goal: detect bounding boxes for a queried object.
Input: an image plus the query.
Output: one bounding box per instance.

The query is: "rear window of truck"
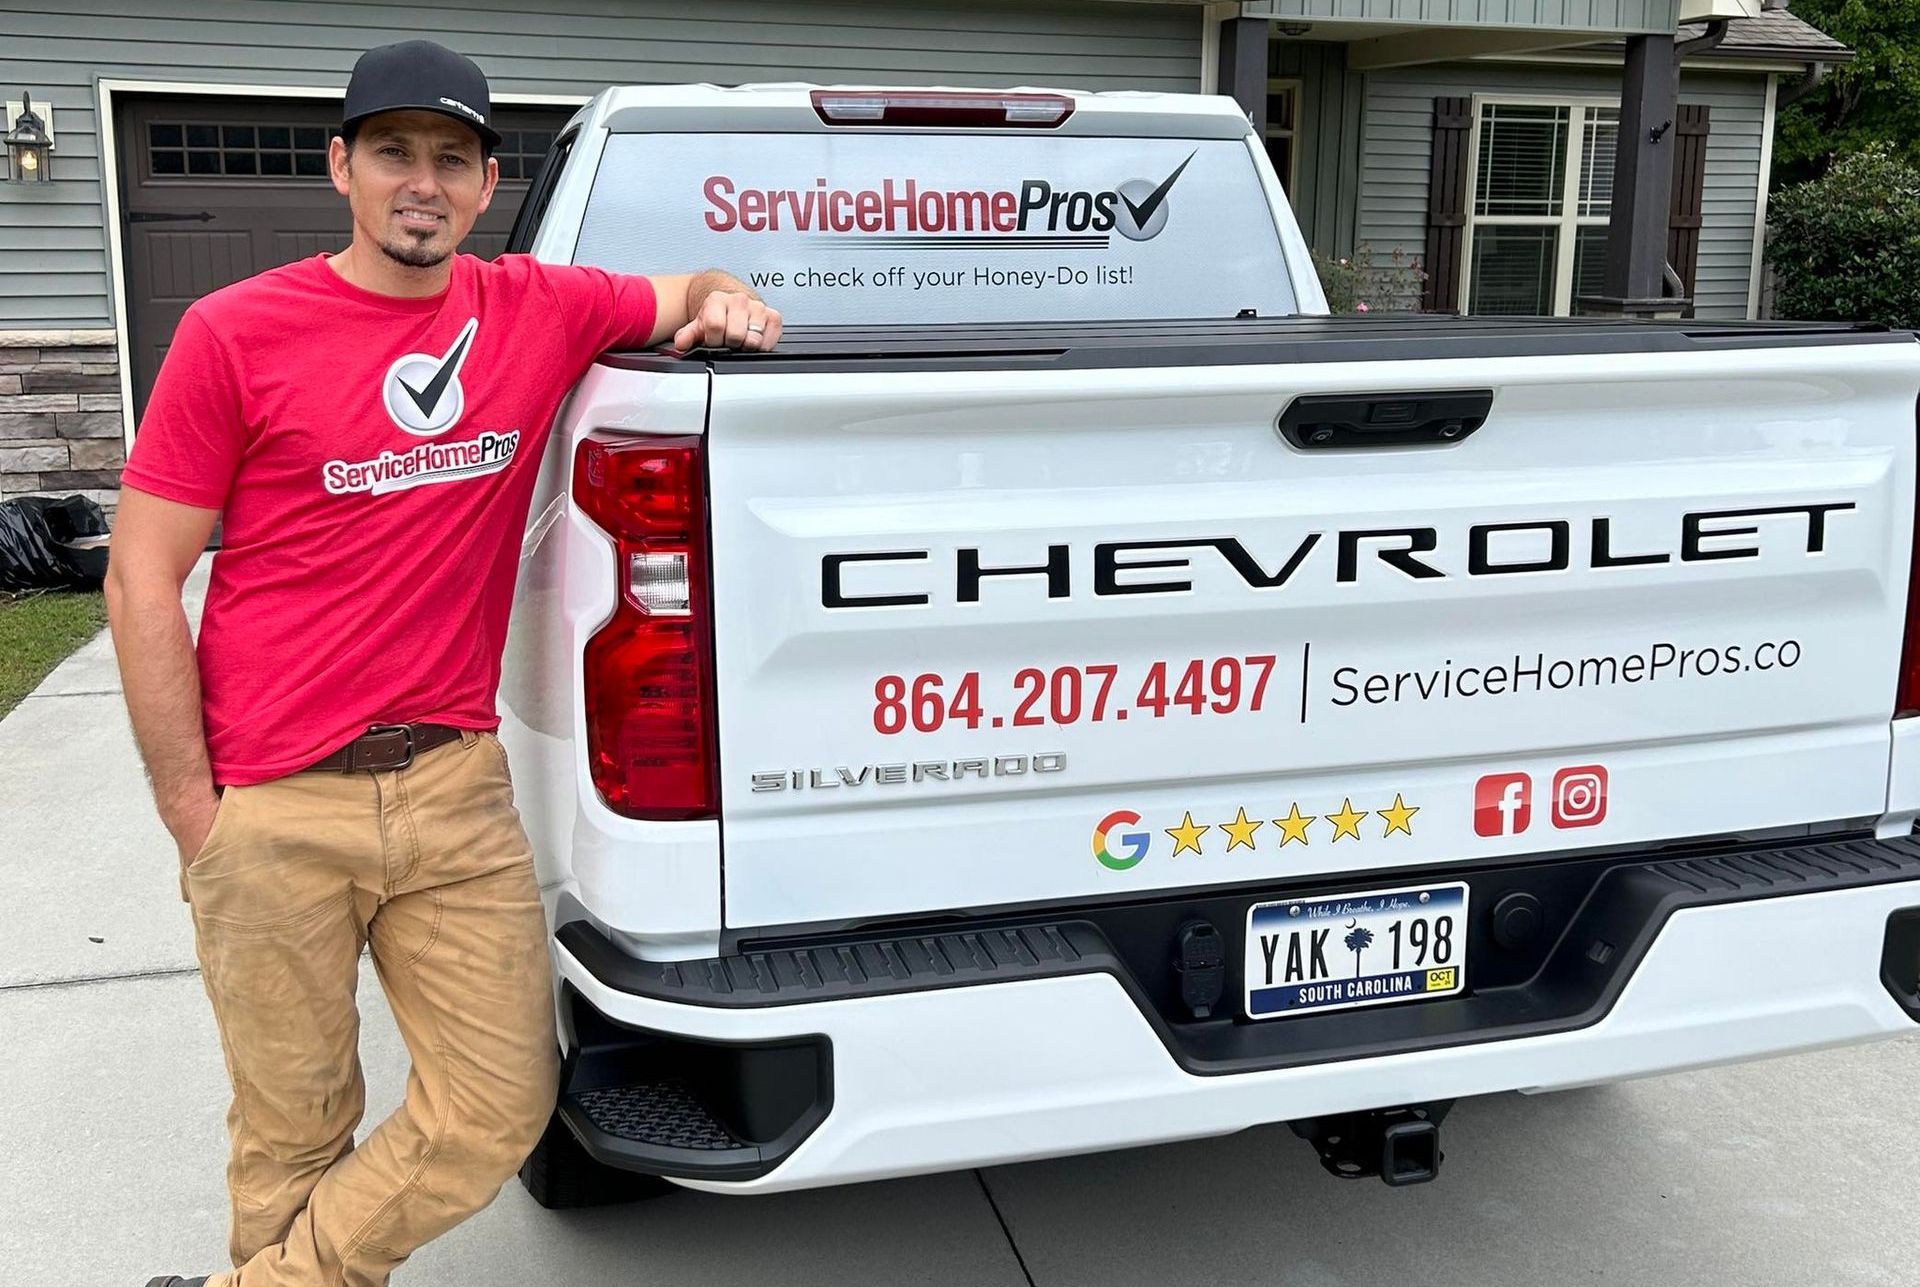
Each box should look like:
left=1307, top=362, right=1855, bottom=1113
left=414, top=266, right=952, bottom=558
left=571, top=132, right=1298, bottom=325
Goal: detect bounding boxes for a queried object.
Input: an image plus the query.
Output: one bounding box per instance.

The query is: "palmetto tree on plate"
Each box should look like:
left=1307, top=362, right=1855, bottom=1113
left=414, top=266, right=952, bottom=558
left=1344, top=925, right=1374, bottom=978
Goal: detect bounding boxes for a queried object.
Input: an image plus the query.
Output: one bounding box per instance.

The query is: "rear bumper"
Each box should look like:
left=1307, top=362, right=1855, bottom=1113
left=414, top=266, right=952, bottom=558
left=551, top=837, right=1920, bottom=1193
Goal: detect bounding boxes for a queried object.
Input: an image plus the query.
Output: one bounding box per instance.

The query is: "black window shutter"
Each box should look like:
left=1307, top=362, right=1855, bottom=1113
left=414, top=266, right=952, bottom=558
left=1667, top=104, right=1711, bottom=310
left=1424, top=96, right=1474, bottom=313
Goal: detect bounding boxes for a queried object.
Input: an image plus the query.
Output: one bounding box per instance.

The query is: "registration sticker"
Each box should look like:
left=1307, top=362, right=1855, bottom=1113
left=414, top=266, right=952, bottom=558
left=1244, top=882, right=1468, bottom=1020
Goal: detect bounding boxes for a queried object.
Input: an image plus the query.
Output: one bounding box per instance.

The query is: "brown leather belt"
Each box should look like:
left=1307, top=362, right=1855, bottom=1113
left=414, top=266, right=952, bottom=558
left=303, top=723, right=464, bottom=774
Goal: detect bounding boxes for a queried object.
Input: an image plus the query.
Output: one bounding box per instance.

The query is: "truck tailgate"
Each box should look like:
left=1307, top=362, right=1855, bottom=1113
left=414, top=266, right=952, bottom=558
left=698, top=324, right=1920, bottom=931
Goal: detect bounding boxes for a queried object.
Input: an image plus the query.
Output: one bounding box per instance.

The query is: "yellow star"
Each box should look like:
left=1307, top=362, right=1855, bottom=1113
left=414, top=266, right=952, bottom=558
left=1272, top=802, right=1315, bottom=847
left=1165, top=811, right=1208, bottom=857
left=1327, top=797, right=1367, bottom=842
left=1221, top=807, right=1263, bottom=852
left=1379, top=793, right=1419, bottom=838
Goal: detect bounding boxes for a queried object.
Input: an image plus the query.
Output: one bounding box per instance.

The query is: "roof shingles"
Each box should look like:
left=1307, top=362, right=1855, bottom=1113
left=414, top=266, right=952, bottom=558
left=1679, top=10, right=1853, bottom=62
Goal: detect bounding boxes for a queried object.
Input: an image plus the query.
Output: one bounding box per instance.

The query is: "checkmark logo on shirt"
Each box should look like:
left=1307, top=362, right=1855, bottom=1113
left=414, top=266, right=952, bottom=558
left=381, top=316, right=480, bottom=437
left=398, top=317, right=479, bottom=418
left=1118, top=150, right=1197, bottom=230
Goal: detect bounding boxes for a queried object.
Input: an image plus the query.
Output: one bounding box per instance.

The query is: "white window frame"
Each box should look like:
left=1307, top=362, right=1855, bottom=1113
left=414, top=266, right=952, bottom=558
left=1458, top=93, right=1621, bottom=317
left=1264, top=78, right=1302, bottom=198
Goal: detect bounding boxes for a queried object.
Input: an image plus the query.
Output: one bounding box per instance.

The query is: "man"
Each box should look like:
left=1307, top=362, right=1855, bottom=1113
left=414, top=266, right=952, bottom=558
left=109, top=40, right=779, bottom=1287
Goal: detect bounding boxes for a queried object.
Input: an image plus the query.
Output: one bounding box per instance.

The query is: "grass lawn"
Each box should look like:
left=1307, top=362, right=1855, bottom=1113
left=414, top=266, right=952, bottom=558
left=0, top=590, right=108, bottom=719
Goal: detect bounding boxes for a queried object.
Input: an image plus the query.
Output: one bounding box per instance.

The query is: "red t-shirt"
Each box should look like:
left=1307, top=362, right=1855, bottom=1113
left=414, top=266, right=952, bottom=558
left=123, top=252, right=658, bottom=785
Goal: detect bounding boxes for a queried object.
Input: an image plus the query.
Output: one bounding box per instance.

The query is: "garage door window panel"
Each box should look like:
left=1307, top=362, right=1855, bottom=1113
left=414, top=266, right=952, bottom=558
left=148, top=120, right=332, bottom=182
left=493, top=130, right=557, bottom=182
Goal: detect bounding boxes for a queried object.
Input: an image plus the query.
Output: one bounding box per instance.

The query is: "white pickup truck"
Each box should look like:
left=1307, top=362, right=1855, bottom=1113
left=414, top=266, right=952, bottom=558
left=497, top=83, right=1920, bottom=1202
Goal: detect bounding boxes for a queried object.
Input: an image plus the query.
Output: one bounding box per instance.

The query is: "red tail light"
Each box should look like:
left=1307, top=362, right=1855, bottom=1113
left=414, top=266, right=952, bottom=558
left=810, top=89, right=1073, bottom=129
left=1901, top=399, right=1920, bottom=716
left=573, top=433, right=717, bottom=819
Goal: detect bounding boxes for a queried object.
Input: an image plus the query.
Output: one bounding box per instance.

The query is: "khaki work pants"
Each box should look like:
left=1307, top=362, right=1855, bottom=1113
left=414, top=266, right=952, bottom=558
left=184, top=731, right=558, bottom=1287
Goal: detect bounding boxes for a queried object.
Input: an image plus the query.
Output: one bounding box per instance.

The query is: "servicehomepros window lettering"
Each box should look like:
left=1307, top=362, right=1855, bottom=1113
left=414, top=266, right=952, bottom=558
left=572, top=133, right=1297, bottom=325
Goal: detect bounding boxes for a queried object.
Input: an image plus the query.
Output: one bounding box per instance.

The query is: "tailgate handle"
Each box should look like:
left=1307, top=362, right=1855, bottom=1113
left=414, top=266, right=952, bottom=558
left=1277, top=390, right=1494, bottom=451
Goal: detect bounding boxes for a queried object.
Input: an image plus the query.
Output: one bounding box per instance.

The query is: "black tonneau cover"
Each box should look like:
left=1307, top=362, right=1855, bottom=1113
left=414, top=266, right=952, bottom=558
left=604, top=315, right=1913, bottom=375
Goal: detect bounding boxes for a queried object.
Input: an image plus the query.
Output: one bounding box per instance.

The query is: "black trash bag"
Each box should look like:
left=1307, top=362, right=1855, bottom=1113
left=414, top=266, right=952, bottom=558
left=0, top=495, right=111, bottom=592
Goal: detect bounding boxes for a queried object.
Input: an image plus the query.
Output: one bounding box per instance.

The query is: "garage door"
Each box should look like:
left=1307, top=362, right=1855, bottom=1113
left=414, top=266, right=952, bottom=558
left=118, top=96, right=575, bottom=414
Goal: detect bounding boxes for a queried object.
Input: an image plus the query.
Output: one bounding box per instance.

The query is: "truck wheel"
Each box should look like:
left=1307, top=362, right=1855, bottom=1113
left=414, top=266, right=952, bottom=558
left=519, top=1110, right=674, bottom=1209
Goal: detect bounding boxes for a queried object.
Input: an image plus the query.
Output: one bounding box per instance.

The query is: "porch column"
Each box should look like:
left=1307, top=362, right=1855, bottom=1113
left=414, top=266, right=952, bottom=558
left=1582, top=33, right=1681, bottom=317
left=1216, top=16, right=1269, bottom=135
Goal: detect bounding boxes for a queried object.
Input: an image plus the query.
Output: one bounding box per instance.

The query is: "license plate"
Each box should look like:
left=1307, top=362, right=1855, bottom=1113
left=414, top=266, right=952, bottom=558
left=1244, top=882, right=1469, bottom=1020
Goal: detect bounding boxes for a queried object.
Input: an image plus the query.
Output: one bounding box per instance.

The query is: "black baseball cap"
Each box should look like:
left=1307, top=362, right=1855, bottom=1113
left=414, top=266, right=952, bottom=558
left=342, top=39, right=502, bottom=149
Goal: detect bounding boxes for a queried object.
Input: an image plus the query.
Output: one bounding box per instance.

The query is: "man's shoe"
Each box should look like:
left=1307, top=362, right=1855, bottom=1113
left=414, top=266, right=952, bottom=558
left=144, top=1277, right=208, bottom=1286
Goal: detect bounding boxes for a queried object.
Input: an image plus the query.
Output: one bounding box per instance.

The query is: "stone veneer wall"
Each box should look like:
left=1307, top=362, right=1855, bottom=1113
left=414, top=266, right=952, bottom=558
left=0, top=330, right=126, bottom=512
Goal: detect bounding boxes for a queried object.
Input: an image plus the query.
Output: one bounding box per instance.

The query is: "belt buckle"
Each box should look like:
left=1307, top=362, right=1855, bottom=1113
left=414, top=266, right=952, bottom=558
left=361, top=723, right=416, bottom=772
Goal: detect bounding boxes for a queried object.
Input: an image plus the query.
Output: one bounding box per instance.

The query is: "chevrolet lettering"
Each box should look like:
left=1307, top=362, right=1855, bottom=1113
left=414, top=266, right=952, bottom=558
left=820, top=505, right=1856, bottom=608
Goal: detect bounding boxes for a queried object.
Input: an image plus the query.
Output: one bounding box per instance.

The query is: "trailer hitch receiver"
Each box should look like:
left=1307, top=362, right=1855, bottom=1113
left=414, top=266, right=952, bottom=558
left=1291, top=1102, right=1451, bottom=1186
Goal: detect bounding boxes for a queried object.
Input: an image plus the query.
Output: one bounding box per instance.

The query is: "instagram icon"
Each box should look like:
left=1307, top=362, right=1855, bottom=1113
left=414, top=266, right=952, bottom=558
left=1552, top=765, right=1609, bottom=829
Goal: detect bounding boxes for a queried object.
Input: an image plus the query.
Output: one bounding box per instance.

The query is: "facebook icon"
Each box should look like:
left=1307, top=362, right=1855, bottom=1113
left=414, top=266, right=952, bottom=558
left=1474, top=772, right=1533, bottom=837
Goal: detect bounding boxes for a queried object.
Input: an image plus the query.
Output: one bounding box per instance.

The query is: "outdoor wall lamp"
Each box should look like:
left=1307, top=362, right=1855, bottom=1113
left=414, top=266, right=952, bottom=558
left=5, top=93, right=53, bottom=183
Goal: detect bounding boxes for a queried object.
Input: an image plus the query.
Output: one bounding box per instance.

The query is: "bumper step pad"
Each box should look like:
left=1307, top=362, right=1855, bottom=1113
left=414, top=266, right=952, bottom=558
left=555, top=990, right=833, bottom=1182
left=570, top=1082, right=744, bottom=1153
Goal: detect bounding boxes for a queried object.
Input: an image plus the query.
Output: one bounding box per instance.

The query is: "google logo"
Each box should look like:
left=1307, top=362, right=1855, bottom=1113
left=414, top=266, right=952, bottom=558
left=1093, top=810, right=1151, bottom=871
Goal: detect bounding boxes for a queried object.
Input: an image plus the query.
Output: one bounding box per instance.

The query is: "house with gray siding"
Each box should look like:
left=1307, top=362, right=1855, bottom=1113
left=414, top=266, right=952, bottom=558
left=0, top=0, right=1849, bottom=506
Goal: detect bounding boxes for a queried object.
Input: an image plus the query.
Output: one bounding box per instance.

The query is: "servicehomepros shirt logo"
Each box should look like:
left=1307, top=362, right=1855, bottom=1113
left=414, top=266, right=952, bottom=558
left=701, top=150, right=1198, bottom=244
left=323, top=317, right=520, bottom=497
left=323, top=431, right=521, bottom=498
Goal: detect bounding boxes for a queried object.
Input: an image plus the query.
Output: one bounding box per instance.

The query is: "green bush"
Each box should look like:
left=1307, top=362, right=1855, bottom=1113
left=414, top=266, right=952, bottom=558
left=1769, top=145, right=1920, bottom=328
left=1311, top=245, right=1426, bottom=315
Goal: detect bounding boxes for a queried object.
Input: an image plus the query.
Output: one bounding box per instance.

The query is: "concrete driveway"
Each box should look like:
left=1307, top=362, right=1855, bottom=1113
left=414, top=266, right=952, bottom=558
left=7, top=560, right=1919, bottom=1286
